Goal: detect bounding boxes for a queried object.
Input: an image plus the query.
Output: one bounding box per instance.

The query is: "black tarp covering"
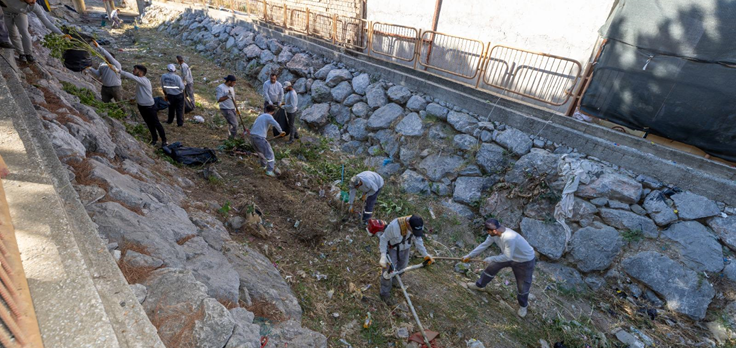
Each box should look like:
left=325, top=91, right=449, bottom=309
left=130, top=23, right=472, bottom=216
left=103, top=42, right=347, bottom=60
left=162, top=142, right=217, bottom=166
left=580, top=0, right=736, bottom=161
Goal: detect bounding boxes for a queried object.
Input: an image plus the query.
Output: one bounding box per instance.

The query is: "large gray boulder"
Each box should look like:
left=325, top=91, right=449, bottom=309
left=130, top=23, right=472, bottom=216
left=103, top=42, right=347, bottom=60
left=476, top=143, right=509, bottom=175
left=569, top=198, right=599, bottom=222
left=495, top=128, right=532, bottom=156
left=599, top=208, right=658, bottom=238
left=504, top=149, right=560, bottom=185
left=266, top=320, right=327, bottom=348
left=330, top=81, right=353, bottom=103
left=367, top=103, right=403, bottom=130
left=310, top=80, right=332, bottom=103
left=708, top=215, right=736, bottom=251
left=225, top=308, right=261, bottom=348
left=347, top=118, right=369, bottom=141
left=43, top=120, right=86, bottom=157
left=300, top=103, right=330, bottom=128
left=418, top=154, right=465, bottom=181
left=277, top=49, right=294, bottom=64
left=189, top=211, right=232, bottom=252
left=480, top=191, right=524, bottom=230
left=243, top=44, right=262, bottom=59
left=663, top=221, right=724, bottom=272
left=69, top=103, right=118, bottom=158
left=406, top=95, right=427, bottom=112
left=520, top=218, right=566, bottom=260
left=259, top=49, right=275, bottom=64
left=447, top=111, right=478, bottom=134
left=642, top=191, right=678, bottom=226
left=425, top=103, right=449, bottom=120
left=224, top=242, right=302, bottom=320
left=441, top=199, right=475, bottom=219
left=314, top=64, right=335, bottom=80
left=622, top=251, right=715, bottom=320
left=373, top=129, right=400, bottom=158
left=453, top=134, right=478, bottom=151
left=325, top=68, right=352, bottom=87
left=351, top=73, right=371, bottom=95
left=257, top=63, right=281, bottom=83
left=88, top=161, right=157, bottom=208
left=286, top=53, right=313, bottom=77
left=181, top=237, right=241, bottom=303
left=254, top=34, right=269, bottom=49
left=537, top=262, right=588, bottom=292
left=453, top=176, right=497, bottom=204
left=400, top=170, right=430, bottom=195
left=395, top=113, right=423, bottom=136
left=570, top=226, right=623, bottom=272
left=352, top=102, right=370, bottom=118
left=143, top=268, right=235, bottom=348
left=366, top=85, right=388, bottom=109
left=329, top=103, right=351, bottom=125
left=671, top=191, right=721, bottom=220
left=578, top=173, right=643, bottom=204
left=387, top=85, right=412, bottom=104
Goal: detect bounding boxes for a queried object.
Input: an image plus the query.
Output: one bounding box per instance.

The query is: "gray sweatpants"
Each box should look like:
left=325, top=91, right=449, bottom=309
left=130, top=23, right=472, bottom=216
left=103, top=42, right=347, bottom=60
left=251, top=135, right=275, bottom=172
left=4, top=12, right=31, bottom=56
left=221, top=108, right=238, bottom=138
left=185, top=83, right=195, bottom=105
left=380, top=248, right=410, bottom=297
left=362, top=188, right=381, bottom=222
left=477, top=259, right=536, bottom=307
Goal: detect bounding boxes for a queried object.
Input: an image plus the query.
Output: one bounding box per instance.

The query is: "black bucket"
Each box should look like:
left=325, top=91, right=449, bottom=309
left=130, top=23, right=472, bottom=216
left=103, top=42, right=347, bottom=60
left=62, top=49, right=91, bottom=72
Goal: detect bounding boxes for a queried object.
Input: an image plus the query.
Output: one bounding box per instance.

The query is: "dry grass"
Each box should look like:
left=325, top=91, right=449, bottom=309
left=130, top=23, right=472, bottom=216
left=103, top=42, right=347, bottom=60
left=176, top=234, right=198, bottom=245
left=150, top=299, right=205, bottom=348
left=246, top=300, right=286, bottom=323
left=117, top=240, right=161, bottom=284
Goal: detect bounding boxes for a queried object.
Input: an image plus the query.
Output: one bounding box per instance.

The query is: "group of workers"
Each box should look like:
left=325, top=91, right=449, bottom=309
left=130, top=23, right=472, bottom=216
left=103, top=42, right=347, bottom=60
left=348, top=170, right=537, bottom=317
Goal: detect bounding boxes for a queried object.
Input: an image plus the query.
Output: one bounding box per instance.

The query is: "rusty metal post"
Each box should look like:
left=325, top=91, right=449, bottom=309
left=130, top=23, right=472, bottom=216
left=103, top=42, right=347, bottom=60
left=476, top=43, right=489, bottom=88
left=262, top=0, right=267, bottom=21
left=332, top=14, right=338, bottom=44
left=413, top=30, right=421, bottom=70
left=306, top=7, right=310, bottom=35
left=283, top=5, right=287, bottom=27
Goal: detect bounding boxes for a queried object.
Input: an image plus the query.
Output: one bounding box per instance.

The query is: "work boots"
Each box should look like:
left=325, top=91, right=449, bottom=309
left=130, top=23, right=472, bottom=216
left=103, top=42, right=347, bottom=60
left=466, top=282, right=492, bottom=293
left=380, top=294, right=395, bottom=306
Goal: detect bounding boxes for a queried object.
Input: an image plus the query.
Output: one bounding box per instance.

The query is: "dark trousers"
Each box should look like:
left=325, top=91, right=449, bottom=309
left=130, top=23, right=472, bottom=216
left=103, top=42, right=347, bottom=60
left=101, top=86, right=122, bottom=103
left=138, top=104, right=166, bottom=144
left=380, top=248, right=410, bottom=297
left=362, top=188, right=381, bottom=222
left=166, top=93, right=185, bottom=126
left=286, top=110, right=300, bottom=141
left=477, top=259, right=536, bottom=307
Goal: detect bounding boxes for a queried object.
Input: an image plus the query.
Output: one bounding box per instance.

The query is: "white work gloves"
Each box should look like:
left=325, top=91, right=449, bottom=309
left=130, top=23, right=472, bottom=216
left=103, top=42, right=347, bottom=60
left=379, top=253, right=388, bottom=268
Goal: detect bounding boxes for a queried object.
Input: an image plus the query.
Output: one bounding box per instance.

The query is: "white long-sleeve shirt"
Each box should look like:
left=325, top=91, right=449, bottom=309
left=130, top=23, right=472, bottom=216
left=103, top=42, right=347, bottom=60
left=263, top=80, right=283, bottom=105
left=467, top=229, right=535, bottom=263
left=348, top=171, right=384, bottom=205
left=120, top=71, right=154, bottom=106
left=180, top=62, right=193, bottom=84
left=250, top=113, right=283, bottom=138
left=284, top=89, right=298, bottom=113
left=216, top=83, right=235, bottom=110
left=87, top=46, right=121, bottom=87
left=379, top=218, right=428, bottom=256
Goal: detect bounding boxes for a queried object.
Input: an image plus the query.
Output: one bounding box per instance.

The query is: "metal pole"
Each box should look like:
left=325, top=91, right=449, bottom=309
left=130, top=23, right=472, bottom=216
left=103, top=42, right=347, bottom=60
left=387, top=255, right=432, bottom=347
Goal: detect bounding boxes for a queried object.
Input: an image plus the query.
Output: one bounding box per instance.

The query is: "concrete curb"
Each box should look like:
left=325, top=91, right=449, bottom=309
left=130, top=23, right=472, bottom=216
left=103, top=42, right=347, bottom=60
left=159, top=2, right=736, bottom=206
left=0, top=54, right=164, bottom=347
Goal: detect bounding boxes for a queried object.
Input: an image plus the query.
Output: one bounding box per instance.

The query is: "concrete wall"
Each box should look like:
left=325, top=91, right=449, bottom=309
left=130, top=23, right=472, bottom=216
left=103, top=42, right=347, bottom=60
left=281, top=0, right=362, bottom=18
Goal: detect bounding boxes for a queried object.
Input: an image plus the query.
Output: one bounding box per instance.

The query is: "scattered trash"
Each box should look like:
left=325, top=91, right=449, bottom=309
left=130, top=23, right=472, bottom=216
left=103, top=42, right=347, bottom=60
left=326, top=289, right=334, bottom=299
left=294, top=220, right=301, bottom=228
left=363, top=312, right=372, bottom=329
left=539, top=339, right=550, bottom=348
left=314, top=272, right=328, bottom=281
left=338, top=339, right=353, bottom=348
left=466, top=338, right=485, bottom=348
left=396, top=327, right=409, bottom=338
left=332, top=312, right=339, bottom=318
left=193, top=115, right=205, bottom=123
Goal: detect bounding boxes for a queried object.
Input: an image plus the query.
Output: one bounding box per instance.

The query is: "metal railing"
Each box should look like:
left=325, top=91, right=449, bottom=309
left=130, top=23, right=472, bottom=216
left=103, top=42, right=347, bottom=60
left=370, top=22, right=418, bottom=62
left=194, top=0, right=584, bottom=108
left=0, top=175, right=43, bottom=348
left=418, top=31, right=485, bottom=79
left=482, top=45, right=582, bottom=106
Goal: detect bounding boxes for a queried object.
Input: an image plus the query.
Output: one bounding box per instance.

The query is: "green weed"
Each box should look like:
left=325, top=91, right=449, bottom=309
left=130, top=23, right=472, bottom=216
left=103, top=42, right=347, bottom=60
left=217, top=201, right=231, bottom=217
left=62, top=82, right=126, bottom=120
left=621, top=229, right=644, bottom=244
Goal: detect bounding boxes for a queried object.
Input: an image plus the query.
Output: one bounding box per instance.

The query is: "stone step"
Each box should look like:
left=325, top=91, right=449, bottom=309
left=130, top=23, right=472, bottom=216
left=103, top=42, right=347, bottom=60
left=0, top=50, right=164, bottom=348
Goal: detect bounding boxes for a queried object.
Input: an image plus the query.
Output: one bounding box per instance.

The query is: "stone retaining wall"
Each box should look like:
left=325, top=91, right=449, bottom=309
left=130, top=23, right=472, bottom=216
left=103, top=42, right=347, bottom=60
left=150, top=5, right=736, bottom=330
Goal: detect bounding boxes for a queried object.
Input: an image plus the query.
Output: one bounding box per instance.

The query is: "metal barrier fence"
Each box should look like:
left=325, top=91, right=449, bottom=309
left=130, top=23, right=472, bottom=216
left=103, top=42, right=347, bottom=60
left=418, top=31, right=485, bottom=79
left=482, top=45, right=582, bottom=106
left=370, top=22, right=418, bottom=62
left=195, top=0, right=584, bottom=107
left=0, top=174, right=43, bottom=347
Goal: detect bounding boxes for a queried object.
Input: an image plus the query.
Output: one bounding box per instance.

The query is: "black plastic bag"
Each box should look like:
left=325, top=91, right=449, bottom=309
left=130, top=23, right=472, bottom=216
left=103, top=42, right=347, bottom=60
left=184, top=95, right=194, bottom=113
left=162, top=142, right=217, bottom=166
left=271, top=108, right=289, bottom=136
left=62, top=49, right=91, bottom=72
left=153, top=97, right=169, bottom=111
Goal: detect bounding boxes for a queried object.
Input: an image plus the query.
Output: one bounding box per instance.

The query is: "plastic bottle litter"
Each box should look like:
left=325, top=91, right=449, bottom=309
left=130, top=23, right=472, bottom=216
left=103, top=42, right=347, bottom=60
left=363, top=312, right=372, bottom=329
